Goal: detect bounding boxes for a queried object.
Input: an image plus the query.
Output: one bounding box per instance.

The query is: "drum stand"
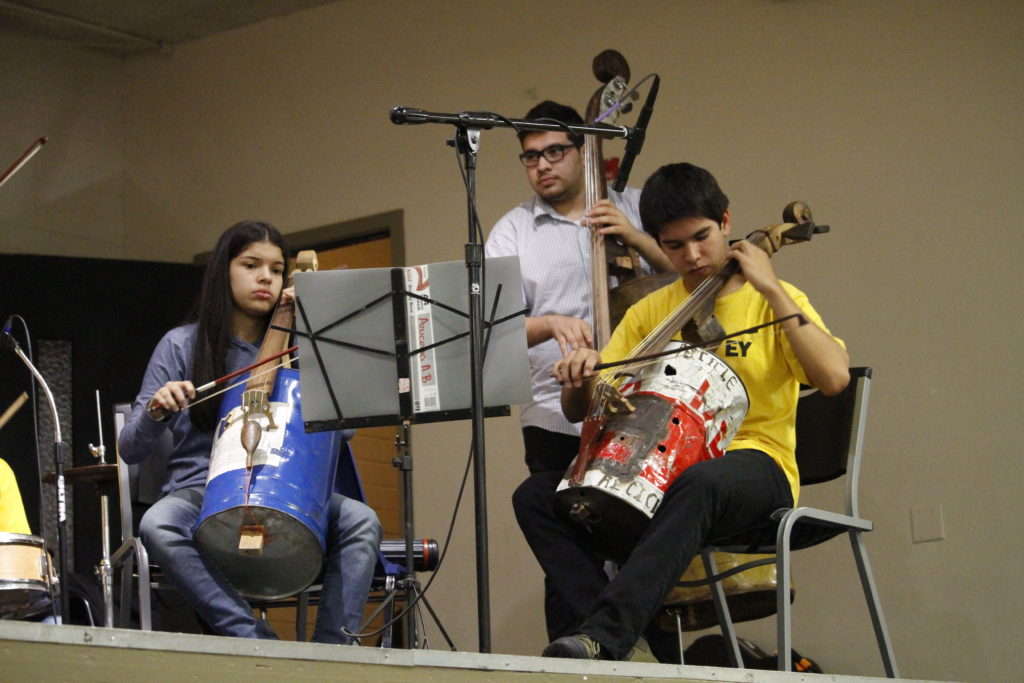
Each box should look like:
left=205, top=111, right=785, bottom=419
left=87, top=390, right=114, bottom=628
left=42, top=393, right=117, bottom=627
left=50, top=460, right=116, bottom=627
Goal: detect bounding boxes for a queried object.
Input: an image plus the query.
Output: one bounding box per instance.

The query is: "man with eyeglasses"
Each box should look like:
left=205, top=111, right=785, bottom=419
left=484, top=100, right=672, bottom=645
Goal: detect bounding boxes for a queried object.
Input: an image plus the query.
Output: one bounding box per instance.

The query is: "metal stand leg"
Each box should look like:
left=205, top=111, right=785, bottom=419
left=393, top=421, right=419, bottom=648
left=95, top=489, right=114, bottom=627
left=702, top=549, right=744, bottom=668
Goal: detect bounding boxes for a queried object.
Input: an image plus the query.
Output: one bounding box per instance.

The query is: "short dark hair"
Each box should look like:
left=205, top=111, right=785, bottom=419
left=519, top=100, right=584, bottom=147
left=639, top=163, right=730, bottom=239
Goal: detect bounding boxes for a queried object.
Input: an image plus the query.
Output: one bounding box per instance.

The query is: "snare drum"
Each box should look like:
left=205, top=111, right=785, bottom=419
left=0, top=532, right=54, bottom=619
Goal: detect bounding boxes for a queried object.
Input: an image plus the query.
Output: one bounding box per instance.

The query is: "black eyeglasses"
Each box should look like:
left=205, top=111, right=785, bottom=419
left=519, top=143, right=578, bottom=167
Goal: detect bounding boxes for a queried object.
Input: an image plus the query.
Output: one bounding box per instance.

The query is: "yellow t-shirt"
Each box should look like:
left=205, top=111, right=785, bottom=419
left=601, top=279, right=843, bottom=504
left=0, top=458, right=31, bottom=535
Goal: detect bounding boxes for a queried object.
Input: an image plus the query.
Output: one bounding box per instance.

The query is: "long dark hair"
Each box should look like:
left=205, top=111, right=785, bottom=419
left=188, top=220, right=288, bottom=432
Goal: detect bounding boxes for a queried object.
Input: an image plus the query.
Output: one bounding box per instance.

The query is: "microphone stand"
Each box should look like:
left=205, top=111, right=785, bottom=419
left=1, top=331, right=70, bottom=622
left=391, top=106, right=633, bottom=652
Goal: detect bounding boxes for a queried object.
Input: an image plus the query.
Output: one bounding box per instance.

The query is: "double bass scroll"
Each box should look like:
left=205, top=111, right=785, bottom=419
left=582, top=50, right=677, bottom=348
left=584, top=49, right=641, bottom=350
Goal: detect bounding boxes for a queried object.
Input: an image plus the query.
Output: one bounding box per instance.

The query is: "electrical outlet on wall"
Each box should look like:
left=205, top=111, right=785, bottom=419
left=911, top=503, right=945, bottom=543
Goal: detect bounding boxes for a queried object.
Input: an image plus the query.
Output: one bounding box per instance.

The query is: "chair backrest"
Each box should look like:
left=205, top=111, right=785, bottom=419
left=794, top=367, right=872, bottom=516
left=112, top=402, right=172, bottom=543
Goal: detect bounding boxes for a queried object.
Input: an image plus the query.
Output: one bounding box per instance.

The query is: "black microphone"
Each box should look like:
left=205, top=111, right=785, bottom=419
left=1, top=316, right=16, bottom=351
left=390, top=107, right=430, bottom=125
left=612, top=75, right=659, bottom=192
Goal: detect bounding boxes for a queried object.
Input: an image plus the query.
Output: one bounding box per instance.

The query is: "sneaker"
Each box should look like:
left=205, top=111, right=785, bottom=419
left=542, top=633, right=604, bottom=660
left=624, top=635, right=658, bottom=663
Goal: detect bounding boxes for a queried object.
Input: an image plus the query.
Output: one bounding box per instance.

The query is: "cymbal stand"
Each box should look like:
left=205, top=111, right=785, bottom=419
left=87, top=389, right=113, bottom=628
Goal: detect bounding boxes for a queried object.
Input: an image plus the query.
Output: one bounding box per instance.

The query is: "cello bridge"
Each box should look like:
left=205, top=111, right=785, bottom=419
left=241, top=389, right=278, bottom=430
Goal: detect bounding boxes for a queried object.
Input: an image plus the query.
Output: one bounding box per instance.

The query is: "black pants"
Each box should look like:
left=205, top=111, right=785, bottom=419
left=517, top=426, right=580, bottom=640
left=513, top=446, right=793, bottom=660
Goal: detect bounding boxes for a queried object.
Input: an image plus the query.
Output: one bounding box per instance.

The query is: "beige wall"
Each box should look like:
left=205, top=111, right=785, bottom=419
left=3, top=1, right=1022, bottom=680
left=0, top=29, right=125, bottom=257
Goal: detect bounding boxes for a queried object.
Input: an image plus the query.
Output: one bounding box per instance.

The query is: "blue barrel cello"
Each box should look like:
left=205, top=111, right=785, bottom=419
left=194, top=251, right=341, bottom=601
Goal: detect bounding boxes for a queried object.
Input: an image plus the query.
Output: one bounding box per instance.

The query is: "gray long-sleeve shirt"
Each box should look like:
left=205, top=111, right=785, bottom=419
left=117, top=324, right=259, bottom=496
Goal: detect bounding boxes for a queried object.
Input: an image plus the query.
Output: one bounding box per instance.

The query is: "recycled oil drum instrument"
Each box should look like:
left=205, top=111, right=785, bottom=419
left=555, top=203, right=828, bottom=626
left=194, top=251, right=343, bottom=601
left=555, top=342, right=748, bottom=563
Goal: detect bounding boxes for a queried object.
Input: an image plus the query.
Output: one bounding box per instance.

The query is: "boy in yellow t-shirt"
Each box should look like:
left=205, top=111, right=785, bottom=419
left=518, top=163, right=849, bottom=662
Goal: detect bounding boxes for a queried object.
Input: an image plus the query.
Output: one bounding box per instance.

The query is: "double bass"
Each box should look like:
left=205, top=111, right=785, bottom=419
left=581, top=50, right=677, bottom=349
left=194, top=251, right=344, bottom=601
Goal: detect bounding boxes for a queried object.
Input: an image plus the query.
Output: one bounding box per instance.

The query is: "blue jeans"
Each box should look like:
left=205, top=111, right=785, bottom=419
left=140, top=486, right=381, bottom=642
left=514, top=448, right=792, bottom=660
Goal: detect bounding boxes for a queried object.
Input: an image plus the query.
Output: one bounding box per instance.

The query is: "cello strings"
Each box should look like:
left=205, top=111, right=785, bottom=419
left=616, top=228, right=774, bottom=364
left=591, top=314, right=804, bottom=413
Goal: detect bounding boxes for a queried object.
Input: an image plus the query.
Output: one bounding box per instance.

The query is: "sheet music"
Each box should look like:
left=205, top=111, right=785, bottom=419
left=405, top=265, right=440, bottom=413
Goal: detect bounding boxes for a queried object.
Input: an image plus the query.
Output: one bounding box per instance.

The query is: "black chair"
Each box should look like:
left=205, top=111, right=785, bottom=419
left=109, top=402, right=435, bottom=643
left=664, top=367, right=899, bottom=676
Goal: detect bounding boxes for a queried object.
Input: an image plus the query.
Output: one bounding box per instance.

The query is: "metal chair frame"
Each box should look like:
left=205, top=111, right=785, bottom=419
left=668, top=367, right=898, bottom=676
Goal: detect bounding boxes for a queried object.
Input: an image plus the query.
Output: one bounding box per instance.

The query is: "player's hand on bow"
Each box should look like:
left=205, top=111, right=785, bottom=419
left=553, top=348, right=602, bottom=389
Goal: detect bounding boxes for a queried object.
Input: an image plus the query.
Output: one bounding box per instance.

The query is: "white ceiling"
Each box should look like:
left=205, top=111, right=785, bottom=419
left=0, top=0, right=339, bottom=56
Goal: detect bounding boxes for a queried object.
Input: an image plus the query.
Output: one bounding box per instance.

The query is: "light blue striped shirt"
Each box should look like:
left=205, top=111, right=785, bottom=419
left=485, top=188, right=644, bottom=436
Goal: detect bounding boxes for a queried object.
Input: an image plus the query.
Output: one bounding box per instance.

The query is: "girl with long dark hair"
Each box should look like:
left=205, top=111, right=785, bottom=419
left=118, top=221, right=380, bottom=641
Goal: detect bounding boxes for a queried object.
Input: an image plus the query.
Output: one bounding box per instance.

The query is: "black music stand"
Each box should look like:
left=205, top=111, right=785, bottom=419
left=291, top=256, right=531, bottom=648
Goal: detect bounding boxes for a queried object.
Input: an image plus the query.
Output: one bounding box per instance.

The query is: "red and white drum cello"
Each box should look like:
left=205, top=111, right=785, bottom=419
left=557, top=194, right=827, bottom=627
left=555, top=342, right=748, bottom=562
